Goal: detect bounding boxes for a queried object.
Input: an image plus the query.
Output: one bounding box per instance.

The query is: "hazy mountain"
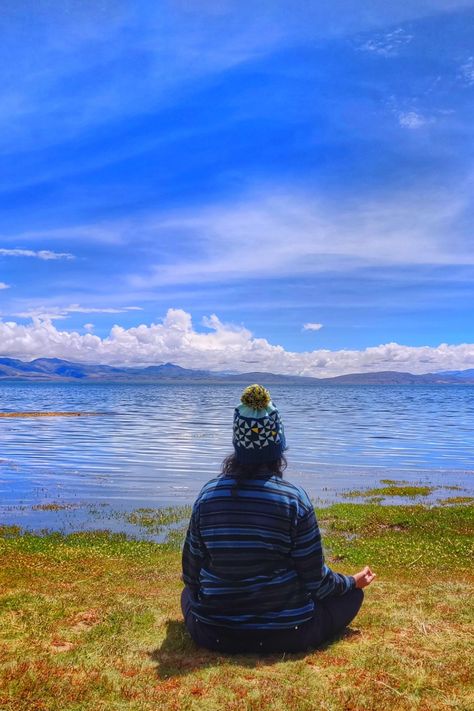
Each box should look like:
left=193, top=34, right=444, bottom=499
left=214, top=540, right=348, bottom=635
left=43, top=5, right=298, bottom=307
left=436, top=368, right=474, bottom=380
left=0, top=357, right=473, bottom=384
left=139, top=363, right=210, bottom=378
left=0, top=358, right=314, bottom=383
left=0, top=357, right=128, bottom=381
left=317, top=370, right=466, bottom=385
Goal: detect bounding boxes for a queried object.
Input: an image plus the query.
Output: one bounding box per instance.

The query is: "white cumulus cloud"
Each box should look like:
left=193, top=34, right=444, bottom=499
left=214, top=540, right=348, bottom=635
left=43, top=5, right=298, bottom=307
left=0, top=282, right=10, bottom=290
left=303, top=323, right=324, bottom=331
left=0, top=308, right=473, bottom=377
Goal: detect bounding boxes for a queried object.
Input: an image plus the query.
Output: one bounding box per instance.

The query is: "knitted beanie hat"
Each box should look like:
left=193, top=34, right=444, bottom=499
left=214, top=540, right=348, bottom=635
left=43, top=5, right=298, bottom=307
left=233, top=384, right=287, bottom=464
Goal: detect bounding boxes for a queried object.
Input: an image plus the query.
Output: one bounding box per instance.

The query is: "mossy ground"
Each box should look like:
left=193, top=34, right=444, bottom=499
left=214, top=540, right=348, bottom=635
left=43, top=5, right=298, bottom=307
left=0, top=502, right=473, bottom=711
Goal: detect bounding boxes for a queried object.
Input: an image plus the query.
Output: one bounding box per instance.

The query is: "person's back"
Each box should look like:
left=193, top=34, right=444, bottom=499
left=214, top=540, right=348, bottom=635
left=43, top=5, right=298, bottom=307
left=183, top=472, right=319, bottom=629
left=181, top=384, right=375, bottom=654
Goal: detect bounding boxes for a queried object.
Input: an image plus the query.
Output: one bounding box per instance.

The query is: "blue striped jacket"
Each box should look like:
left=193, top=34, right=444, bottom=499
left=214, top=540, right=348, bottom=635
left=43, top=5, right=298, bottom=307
left=182, top=474, right=354, bottom=629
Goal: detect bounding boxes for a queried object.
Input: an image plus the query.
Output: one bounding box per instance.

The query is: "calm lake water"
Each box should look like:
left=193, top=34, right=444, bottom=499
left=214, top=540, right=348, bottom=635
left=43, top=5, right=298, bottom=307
left=1, top=382, right=473, bottom=534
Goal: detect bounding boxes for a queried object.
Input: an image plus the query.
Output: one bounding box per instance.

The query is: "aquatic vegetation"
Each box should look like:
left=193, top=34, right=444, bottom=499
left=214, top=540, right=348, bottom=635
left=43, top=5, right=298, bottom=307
left=83, top=505, right=192, bottom=540
left=165, top=526, right=190, bottom=549
left=0, top=524, right=21, bottom=537
left=343, top=485, right=435, bottom=499
left=438, top=496, right=474, bottom=505
left=0, top=502, right=472, bottom=710
left=125, top=506, right=192, bottom=534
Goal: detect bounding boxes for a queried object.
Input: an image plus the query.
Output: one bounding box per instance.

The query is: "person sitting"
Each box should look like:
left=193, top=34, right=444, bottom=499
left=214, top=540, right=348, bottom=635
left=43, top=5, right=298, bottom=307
left=181, top=384, right=375, bottom=654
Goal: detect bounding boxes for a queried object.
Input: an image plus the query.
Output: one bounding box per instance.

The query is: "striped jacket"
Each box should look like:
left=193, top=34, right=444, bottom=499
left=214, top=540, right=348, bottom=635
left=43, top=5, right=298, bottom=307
left=182, top=474, right=354, bottom=629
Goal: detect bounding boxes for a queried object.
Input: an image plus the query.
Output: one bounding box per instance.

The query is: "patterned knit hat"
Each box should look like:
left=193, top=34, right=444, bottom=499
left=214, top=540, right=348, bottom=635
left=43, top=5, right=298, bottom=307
left=233, top=384, right=287, bottom=464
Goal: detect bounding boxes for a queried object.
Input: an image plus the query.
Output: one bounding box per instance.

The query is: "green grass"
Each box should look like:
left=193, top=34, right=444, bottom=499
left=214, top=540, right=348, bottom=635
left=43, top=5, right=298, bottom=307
left=0, top=502, right=473, bottom=711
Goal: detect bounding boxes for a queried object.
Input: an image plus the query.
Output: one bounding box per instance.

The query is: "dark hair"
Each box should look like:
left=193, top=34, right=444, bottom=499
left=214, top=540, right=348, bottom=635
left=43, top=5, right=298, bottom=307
left=221, top=452, right=287, bottom=480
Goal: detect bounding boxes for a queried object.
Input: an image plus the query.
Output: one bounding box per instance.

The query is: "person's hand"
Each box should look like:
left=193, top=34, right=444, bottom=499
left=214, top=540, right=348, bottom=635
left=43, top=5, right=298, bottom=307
left=353, top=566, right=376, bottom=589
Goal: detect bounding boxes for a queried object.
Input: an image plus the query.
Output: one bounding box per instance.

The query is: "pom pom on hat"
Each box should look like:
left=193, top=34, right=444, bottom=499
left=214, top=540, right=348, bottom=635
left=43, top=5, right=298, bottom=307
left=240, top=384, right=271, bottom=410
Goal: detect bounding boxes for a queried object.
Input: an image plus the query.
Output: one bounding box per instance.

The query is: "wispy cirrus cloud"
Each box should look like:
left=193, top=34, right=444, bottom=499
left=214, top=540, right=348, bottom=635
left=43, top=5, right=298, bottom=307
left=1, top=1, right=470, bottom=156
left=0, top=308, right=473, bottom=376
left=128, top=184, right=473, bottom=288
left=459, top=56, right=474, bottom=85
left=0, top=224, right=125, bottom=246
left=397, top=110, right=430, bottom=129
left=0, top=248, right=75, bottom=260
left=303, top=323, right=324, bottom=331
left=0, top=3, right=288, bottom=156
left=0, top=282, right=10, bottom=290
left=13, top=304, right=142, bottom=321
left=357, top=27, right=413, bottom=57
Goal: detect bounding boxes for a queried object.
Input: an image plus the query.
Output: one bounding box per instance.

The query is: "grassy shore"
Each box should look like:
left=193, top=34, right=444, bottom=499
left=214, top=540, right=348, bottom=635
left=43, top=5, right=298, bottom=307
left=0, top=501, right=473, bottom=711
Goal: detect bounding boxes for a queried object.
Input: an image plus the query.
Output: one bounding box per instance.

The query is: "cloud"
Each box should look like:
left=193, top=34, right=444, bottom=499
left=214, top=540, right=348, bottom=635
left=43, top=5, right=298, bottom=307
left=357, top=28, right=413, bottom=57
left=6, top=183, right=466, bottom=280
left=13, top=304, right=142, bottom=321
left=83, top=323, right=94, bottom=332
left=303, top=323, right=324, bottom=331
left=0, top=224, right=125, bottom=246
left=0, top=308, right=473, bottom=377
left=0, top=282, right=10, bottom=290
left=459, top=56, right=474, bottom=85
left=0, top=248, right=75, bottom=260
left=2, top=1, right=471, bottom=156
left=128, top=184, right=472, bottom=288
left=0, top=4, right=288, bottom=156
left=397, top=111, right=429, bottom=129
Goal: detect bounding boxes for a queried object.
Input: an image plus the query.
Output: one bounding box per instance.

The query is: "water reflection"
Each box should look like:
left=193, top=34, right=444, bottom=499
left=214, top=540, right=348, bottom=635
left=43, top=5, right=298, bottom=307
left=1, top=382, right=473, bottom=511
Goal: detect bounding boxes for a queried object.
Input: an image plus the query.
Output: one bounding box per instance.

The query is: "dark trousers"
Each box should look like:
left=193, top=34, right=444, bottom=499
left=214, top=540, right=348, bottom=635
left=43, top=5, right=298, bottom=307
left=181, top=586, right=364, bottom=654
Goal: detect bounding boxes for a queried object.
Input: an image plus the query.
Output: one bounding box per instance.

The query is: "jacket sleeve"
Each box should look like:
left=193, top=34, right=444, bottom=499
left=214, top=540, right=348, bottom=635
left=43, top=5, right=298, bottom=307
left=290, top=490, right=354, bottom=599
left=181, top=500, right=206, bottom=594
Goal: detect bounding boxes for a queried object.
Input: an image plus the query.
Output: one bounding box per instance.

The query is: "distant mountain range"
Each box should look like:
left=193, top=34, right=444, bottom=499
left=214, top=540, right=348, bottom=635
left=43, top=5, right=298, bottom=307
left=0, top=357, right=473, bottom=385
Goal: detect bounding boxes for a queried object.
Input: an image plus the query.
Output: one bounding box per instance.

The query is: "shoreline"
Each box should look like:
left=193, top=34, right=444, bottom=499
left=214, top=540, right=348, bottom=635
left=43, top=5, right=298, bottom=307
left=1, top=480, right=473, bottom=542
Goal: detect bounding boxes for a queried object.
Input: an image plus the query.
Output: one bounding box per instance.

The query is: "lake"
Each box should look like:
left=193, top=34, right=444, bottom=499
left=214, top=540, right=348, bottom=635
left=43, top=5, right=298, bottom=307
left=1, top=382, right=473, bottom=534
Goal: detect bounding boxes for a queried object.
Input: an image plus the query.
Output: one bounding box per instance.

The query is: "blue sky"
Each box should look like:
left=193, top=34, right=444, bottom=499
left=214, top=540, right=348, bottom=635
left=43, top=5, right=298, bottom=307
left=0, top=1, right=473, bottom=375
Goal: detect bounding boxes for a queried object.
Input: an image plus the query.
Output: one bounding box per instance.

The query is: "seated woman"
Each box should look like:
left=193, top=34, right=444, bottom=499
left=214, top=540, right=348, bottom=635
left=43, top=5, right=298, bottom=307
left=181, top=384, right=375, bottom=654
